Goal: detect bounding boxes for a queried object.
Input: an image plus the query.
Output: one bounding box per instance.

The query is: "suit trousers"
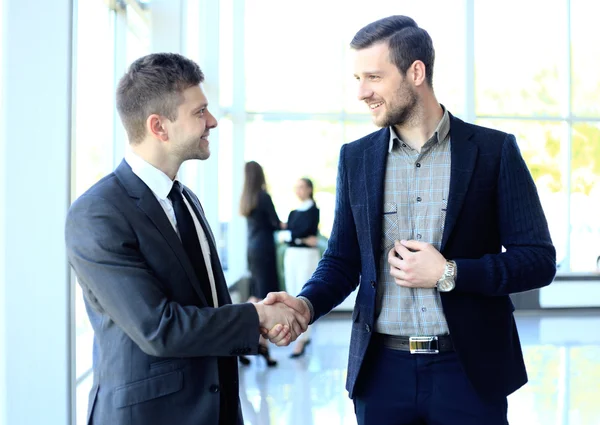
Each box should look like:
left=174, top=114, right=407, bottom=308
left=353, top=340, right=509, bottom=425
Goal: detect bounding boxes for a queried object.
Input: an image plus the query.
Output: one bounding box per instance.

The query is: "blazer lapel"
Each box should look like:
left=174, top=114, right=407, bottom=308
left=114, top=160, right=210, bottom=305
left=364, top=129, right=390, bottom=268
left=183, top=189, right=232, bottom=305
left=441, top=115, right=478, bottom=251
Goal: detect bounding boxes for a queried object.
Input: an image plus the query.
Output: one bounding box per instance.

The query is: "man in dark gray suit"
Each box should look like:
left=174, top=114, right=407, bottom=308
left=65, top=53, right=306, bottom=425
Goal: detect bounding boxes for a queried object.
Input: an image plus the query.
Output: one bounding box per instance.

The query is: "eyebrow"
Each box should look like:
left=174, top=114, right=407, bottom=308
left=354, top=71, right=382, bottom=78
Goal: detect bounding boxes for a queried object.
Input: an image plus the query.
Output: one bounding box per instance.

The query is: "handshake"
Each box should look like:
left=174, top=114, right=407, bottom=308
left=253, top=292, right=310, bottom=346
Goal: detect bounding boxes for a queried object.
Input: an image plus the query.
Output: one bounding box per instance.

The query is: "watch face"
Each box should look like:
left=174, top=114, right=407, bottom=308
left=438, top=278, right=455, bottom=292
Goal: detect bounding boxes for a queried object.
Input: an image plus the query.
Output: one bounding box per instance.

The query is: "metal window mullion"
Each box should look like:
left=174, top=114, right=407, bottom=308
left=565, top=0, right=573, bottom=272
left=465, top=0, right=476, bottom=122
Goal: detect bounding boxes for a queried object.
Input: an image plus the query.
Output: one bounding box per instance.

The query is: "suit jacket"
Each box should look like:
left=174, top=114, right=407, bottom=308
left=66, top=160, right=260, bottom=425
left=298, top=114, right=556, bottom=401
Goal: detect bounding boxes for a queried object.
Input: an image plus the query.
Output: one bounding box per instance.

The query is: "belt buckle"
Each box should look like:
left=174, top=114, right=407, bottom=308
left=409, top=336, right=439, bottom=354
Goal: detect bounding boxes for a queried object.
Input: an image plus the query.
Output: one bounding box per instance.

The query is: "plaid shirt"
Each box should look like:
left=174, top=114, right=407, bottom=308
left=374, top=108, right=452, bottom=336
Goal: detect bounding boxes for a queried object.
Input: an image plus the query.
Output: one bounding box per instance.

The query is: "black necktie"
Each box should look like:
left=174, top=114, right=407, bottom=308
left=168, top=181, right=214, bottom=307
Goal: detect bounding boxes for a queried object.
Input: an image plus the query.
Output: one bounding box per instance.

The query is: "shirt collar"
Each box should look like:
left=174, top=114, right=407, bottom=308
left=296, top=199, right=315, bottom=212
left=124, top=150, right=175, bottom=200
left=388, top=105, right=451, bottom=153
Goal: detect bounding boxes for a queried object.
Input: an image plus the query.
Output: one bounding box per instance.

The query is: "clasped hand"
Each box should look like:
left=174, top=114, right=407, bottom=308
left=255, top=292, right=311, bottom=346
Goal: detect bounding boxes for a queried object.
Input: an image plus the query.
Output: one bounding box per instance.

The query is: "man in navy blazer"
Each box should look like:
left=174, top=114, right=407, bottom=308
left=265, top=16, right=556, bottom=425
left=65, top=53, right=306, bottom=425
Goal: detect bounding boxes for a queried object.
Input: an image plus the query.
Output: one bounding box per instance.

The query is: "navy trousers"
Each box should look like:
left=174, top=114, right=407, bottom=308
left=353, top=341, right=509, bottom=425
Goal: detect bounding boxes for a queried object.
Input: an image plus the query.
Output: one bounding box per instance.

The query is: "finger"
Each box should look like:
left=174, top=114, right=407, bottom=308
left=290, top=316, right=303, bottom=337
left=388, top=246, right=404, bottom=267
left=275, top=331, right=293, bottom=347
left=266, top=324, right=284, bottom=341
left=395, top=277, right=414, bottom=287
left=268, top=324, right=290, bottom=344
left=400, top=239, right=428, bottom=252
left=294, top=312, right=309, bottom=332
left=394, top=240, right=414, bottom=258
left=262, top=292, right=284, bottom=305
left=390, top=267, right=410, bottom=284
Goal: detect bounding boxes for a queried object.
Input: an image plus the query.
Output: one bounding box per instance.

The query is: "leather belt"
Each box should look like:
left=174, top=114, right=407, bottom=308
left=374, top=333, right=454, bottom=354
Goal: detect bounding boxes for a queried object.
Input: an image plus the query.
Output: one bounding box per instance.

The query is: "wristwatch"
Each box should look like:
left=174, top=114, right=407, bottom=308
left=436, top=260, right=457, bottom=292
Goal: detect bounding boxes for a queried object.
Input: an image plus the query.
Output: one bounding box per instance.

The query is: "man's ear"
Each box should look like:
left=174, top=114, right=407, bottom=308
left=410, top=60, right=427, bottom=87
left=146, top=114, right=169, bottom=141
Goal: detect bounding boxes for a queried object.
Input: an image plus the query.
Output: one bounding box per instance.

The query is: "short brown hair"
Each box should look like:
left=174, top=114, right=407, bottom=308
left=116, top=53, right=204, bottom=144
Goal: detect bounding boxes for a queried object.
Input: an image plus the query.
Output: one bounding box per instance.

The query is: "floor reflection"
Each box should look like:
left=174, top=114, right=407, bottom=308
left=239, top=310, right=600, bottom=425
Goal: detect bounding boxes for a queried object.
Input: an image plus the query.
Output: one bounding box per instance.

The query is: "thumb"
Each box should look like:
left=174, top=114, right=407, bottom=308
left=400, top=239, right=427, bottom=251
left=262, top=291, right=284, bottom=305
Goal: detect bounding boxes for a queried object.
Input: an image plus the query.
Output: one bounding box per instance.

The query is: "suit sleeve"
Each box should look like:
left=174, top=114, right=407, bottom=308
left=65, top=194, right=261, bottom=358
left=453, top=134, right=556, bottom=296
left=298, top=144, right=361, bottom=321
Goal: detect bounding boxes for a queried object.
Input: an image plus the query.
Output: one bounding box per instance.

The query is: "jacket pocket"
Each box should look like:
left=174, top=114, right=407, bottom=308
left=113, top=370, right=183, bottom=408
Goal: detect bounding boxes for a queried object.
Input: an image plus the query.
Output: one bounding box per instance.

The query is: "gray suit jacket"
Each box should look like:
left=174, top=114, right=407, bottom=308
left=66, top=160, right=260, bottom=425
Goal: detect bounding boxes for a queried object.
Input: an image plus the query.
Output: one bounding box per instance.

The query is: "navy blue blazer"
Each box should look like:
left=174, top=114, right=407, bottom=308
left=66, top=161, right=260, bottom=425
left=299, top=114, right=556, bottom=400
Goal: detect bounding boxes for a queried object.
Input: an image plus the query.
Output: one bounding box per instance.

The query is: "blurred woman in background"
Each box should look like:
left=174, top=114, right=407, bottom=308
left=283, top=177, right=320, bottom=358
left=239, top=161, right=284, bottom=366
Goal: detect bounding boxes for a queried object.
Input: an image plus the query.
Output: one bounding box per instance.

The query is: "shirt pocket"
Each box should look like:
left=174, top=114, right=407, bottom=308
left=381, top=202, right=398, bottom=252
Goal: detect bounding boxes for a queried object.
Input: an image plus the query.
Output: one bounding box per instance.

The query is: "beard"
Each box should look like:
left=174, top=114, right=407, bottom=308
left=374, top=83, right=418, bottom=128
left=178, top=135, right=211, bottom=161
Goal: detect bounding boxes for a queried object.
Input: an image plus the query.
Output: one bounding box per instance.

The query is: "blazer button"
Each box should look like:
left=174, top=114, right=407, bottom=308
left=209, top=384, right=220, bottom=393
left=365, top=324, right=371, bottom=333
left=370, top=280, right=376, bottom=288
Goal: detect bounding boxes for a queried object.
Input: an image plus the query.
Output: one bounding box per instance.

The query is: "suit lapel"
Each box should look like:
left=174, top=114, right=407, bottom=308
left=364, top=129, right=390, bottom=268
left=183, top=188, right=232, bottom=305
left=441, top=115, right=477, bottom=251
left=114, top=160, right=210, bottom=305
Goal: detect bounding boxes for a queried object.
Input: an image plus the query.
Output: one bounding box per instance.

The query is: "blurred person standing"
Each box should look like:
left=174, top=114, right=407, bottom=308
left=282, top=178, right=320, bottom=358
left=264, top=15, right=556, bottom=425
left=65, top=53, right=306, bottom=425
left=239, top=160, right=285, bottom=366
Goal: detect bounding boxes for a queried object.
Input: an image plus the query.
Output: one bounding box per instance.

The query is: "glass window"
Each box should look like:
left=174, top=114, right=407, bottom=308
left=73, top=0, right=117, bottom=385
left=126, top=4, right=151, bottom=66
left=244, top=0, right=345, bottom=113
left=571, top=0, right=600, bottom=117
left=570, top=123, right=600, bottom=272
left=244, top=119, right=345, bottom=237
left=218, top=117, right=234, bottom=269
left=219, top=0, right=233, bottom=108
left=245, top=0, right=465, bottom=115
left=474, top=0, right=567, bottom=117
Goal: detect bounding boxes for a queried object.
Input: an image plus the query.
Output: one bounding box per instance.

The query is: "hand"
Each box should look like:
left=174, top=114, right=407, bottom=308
left=388, top=239, right=446, bottom=288
left=254, top=300, right=308, bottom=346
left=262, top=292, right=310, bottom=345
left=301, top=236, right=318, bottom=247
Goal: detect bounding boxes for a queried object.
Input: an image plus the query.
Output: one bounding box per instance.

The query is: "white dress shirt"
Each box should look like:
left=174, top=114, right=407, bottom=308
left=125, top=150, right=219, bottom=307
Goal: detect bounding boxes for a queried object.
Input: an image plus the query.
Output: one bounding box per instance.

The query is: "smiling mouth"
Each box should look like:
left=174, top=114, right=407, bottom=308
left=369, top=101, right=384, bottom=110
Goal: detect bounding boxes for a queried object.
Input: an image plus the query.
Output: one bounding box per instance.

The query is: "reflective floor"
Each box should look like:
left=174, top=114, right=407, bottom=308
left=239, top=310, right=600, bottom=425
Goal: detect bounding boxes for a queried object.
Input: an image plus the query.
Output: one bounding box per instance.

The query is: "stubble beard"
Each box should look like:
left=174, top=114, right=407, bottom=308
left=375, top=84, right=418, bottom=128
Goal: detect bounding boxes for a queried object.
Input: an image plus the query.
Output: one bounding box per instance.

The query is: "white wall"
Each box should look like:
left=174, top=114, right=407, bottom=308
left=0, top=1, right=74, bottom=424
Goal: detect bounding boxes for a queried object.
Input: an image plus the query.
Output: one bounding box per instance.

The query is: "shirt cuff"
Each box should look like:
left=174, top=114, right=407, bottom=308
left=297, top=296, right=315, bottom=324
